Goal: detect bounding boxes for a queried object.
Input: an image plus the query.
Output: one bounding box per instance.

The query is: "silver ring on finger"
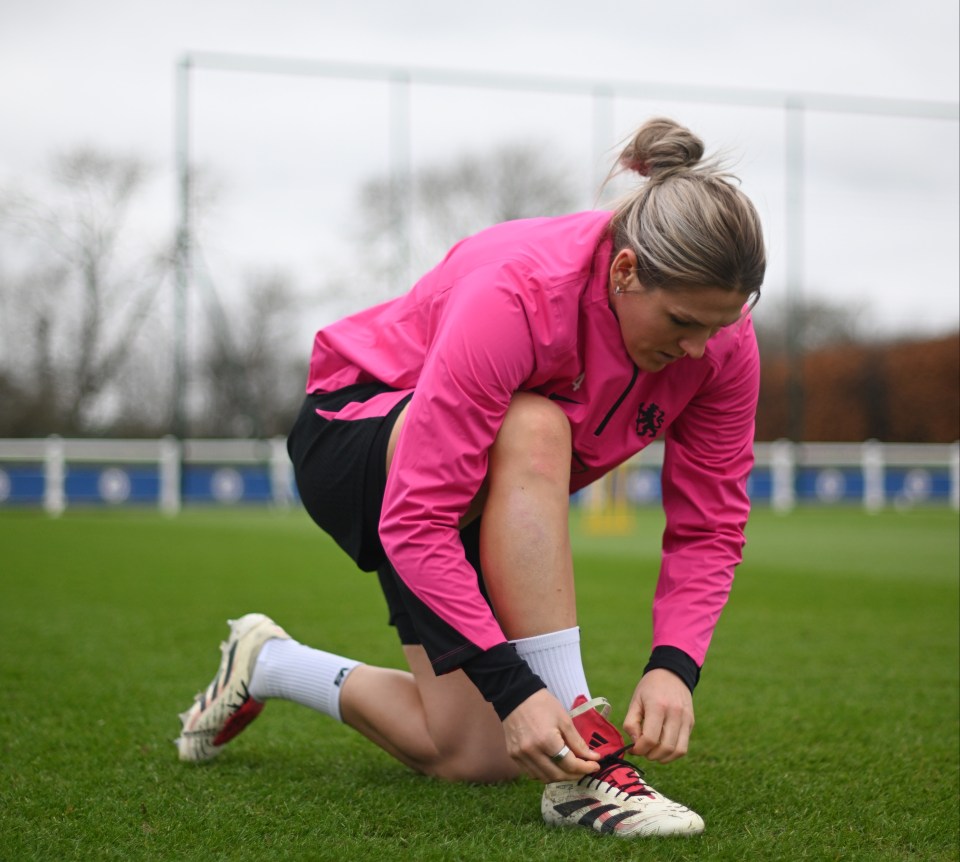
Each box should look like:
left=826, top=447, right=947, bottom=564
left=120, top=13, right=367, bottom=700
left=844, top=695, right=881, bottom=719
left=550, top=745, right=571, bottom=764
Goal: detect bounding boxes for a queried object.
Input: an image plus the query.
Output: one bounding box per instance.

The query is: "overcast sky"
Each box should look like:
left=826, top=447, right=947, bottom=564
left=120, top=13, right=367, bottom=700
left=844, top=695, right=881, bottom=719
left=1, top=0, right=958, bottom=338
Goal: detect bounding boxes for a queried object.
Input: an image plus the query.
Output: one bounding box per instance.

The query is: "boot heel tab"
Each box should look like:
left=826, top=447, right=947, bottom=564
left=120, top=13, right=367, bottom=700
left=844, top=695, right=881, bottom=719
left=568, top=696, right=611, bottom=720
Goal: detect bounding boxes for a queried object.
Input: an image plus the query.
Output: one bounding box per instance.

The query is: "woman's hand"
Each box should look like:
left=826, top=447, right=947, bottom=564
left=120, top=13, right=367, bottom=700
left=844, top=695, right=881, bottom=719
left=623, top=669, right=695, bottom=763
left=501, top=688, right=600, bottom=782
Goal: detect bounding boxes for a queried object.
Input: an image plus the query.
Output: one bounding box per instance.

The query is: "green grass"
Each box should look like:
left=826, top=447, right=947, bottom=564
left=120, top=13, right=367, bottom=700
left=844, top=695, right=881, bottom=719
left=1, top=505, right=957, bottom=861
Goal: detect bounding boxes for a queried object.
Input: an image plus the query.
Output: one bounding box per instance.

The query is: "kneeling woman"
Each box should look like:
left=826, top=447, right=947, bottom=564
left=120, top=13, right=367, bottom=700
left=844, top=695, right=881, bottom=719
left=177, top=116, right=766, bottom=840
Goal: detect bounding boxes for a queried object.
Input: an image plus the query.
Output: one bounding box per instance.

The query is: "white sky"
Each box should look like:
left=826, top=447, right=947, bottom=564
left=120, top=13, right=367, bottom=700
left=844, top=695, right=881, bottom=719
left=1, top=0, right=958, bottom=339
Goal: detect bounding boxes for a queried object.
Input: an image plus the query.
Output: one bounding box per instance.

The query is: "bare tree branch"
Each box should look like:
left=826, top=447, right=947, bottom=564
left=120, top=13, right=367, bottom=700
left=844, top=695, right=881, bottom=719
left=0, top=147, right=170, bottom=435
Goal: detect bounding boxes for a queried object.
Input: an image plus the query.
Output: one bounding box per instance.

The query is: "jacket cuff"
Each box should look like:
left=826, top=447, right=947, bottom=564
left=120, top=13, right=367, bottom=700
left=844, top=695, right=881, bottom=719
left=460, top=642, right=547, bottom=720
left=643, top=645, right=701, bottom=693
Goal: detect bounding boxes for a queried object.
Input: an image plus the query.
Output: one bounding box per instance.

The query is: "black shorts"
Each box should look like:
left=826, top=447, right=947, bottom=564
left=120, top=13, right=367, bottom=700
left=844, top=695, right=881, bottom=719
left=286, top=383, right=487, bottom=647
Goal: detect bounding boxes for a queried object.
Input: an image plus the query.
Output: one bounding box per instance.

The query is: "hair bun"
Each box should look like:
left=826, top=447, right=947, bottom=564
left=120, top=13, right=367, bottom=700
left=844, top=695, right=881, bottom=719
left=618, top=117, right=704, bottom=181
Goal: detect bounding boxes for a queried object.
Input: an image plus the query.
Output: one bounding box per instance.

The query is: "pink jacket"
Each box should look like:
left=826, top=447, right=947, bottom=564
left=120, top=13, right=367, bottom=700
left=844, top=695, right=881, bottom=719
left=306, top=210, right=759, bottom=667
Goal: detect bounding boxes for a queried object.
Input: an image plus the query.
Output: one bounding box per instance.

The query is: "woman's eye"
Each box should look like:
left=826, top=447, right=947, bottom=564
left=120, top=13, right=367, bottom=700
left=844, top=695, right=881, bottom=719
left=670, top=315, right=689, bottom=326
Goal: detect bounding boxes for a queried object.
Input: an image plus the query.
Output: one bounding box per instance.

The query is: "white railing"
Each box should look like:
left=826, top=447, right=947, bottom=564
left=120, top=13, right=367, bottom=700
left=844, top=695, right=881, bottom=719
left=754, top=440, right=960, bottom=513
left=0, top=436, right=295, bottom=516
left=0, top=436, right=957, bottom=515
left=588, top=439, right=960, bottom=513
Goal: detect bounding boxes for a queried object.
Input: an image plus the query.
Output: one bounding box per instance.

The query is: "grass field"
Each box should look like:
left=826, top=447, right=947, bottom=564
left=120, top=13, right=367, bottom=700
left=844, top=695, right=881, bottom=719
left=1, top=505, right=957, bottom=861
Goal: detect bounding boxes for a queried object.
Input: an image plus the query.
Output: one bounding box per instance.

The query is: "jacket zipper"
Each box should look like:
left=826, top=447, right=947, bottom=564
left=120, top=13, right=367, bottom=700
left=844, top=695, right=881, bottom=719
left=593, top=365, right=639, bottom=436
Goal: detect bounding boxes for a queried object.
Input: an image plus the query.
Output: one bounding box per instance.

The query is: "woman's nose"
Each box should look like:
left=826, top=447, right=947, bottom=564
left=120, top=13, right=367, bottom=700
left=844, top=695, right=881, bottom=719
left=678, top=332, right=709, bottom=359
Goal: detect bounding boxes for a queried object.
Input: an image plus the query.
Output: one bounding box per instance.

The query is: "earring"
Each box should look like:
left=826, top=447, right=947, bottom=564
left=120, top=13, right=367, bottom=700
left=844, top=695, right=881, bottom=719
left=614, top=284, right=625, bottom=295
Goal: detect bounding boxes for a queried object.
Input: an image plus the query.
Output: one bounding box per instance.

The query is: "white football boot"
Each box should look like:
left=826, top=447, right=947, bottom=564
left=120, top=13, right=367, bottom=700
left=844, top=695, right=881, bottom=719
left=175, top=613, right=290, bottom=762
left=542, top=695, right=705, bottom=838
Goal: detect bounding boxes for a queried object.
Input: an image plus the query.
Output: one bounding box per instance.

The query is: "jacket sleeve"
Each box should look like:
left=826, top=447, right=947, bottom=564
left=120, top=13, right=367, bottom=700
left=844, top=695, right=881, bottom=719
left=377, top=262, right=544, bottom=659
left=654, top=316, right=760, bottom=667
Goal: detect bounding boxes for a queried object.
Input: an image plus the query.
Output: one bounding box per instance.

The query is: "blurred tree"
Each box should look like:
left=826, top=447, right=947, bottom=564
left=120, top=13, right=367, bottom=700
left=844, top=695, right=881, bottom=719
left=190, top=268, right=308, bottom=438
left=752, top=293, right=874, bottom=440
left=756, top=331, right=959, bottom=442
left=0, top=148, right=169, bottom=435
left=753, top=293, right=871, bottom=356
left=351, top=142, right=578, bottom=306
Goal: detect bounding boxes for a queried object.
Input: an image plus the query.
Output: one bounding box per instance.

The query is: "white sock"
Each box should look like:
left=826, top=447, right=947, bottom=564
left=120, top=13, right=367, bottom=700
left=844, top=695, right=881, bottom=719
left=248, top=638, right=361, bottom=722
left=511, top=626, right=590, bottom=710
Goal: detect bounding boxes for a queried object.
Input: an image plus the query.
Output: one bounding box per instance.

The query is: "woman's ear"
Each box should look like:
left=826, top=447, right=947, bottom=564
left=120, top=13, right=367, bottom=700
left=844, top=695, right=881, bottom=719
left=609, top=248, right=639, bottom=292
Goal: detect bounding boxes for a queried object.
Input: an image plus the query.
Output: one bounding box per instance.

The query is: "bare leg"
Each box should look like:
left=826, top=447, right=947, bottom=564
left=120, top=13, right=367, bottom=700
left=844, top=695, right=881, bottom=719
left=478, top=393, right=575, bottom=639
left=339, top=646, right=518, bottom=783
left=336, top=393, right=576, bottom=781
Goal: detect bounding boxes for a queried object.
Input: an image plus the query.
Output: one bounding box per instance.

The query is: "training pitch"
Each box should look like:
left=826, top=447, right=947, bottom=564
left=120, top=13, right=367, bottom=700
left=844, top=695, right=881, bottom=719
left=1, top=505, right=958, bottom=861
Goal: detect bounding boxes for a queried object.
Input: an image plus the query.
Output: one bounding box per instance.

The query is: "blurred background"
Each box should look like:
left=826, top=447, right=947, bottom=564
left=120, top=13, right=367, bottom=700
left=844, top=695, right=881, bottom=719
left=0, top=0, right=957, bottom=509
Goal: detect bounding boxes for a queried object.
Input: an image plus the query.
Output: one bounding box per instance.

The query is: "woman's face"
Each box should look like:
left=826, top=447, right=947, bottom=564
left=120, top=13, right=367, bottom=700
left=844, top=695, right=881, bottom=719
left=609, top=249, right=747, bottom=373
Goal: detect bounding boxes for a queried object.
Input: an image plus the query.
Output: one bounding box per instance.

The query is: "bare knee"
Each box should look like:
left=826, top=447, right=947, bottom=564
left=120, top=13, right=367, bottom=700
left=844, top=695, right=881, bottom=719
left=398, top=649, right=520, bottom=784
left=413, top=714, right=520, bottom=783
left=491, top=393, right=571, bottom=480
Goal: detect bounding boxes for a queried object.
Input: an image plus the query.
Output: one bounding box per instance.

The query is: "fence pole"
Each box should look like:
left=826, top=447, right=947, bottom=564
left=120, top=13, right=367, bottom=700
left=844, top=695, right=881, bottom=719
left=771, top=439, right=796, bottom=513
left=950, top=442, right=959, bottom=512
left=785, top=100, right=806, bottom=444
left=159, top=436, right=182, bottom=515
left=862, top=439, right=885, bottom=513
left=269, top=437, right=294, bottom=507
left=43, top=435, right=66, bottom=517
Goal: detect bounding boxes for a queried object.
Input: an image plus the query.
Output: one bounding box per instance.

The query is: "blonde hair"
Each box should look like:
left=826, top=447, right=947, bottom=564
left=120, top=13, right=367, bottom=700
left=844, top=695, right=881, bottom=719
left=606, top=117, right=766, bottom=303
